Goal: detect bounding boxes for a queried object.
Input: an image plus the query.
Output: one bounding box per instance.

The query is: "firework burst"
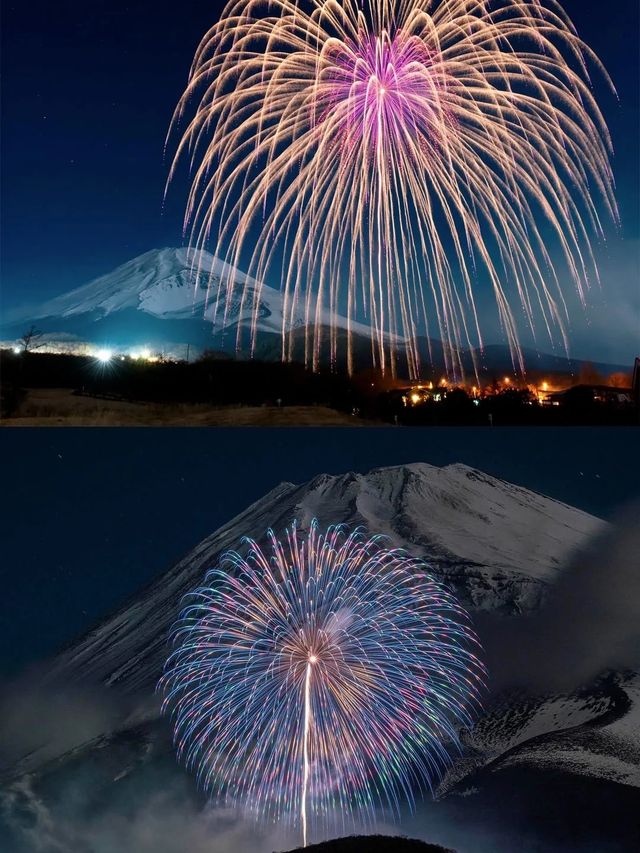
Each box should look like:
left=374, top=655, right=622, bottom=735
left=159, top=522, right=485, bottom=845
left=168, top=0, right=617, bottom=378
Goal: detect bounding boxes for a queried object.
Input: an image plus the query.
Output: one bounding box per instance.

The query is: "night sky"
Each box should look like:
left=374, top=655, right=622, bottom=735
left=1, top=428, right=639, bottom=678
left=1, top=0, right=639, bottom=363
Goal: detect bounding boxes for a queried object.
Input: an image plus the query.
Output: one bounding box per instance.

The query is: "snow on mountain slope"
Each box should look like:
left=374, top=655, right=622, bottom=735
left=288, top=463, right=599, bottom=583
left=3, top=247, right=380, bottom=340
left=491, top=671, right=640, bottom=787
left=46, top=463, right=603, bottom=697
left=20, top=248, right=221, bottom=320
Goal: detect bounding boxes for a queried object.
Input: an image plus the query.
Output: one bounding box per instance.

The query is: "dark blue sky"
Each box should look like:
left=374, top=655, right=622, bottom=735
left=1, top=428, right=640, bottom=678
left=1, top=1, right=638, bottom=361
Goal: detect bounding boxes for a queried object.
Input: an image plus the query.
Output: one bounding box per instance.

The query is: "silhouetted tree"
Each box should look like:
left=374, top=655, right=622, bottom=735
left=19, top=325, right=44, bottom=353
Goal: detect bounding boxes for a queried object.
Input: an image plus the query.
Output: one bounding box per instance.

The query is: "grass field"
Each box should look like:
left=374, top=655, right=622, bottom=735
left=1, top=388, right=370, bottom=427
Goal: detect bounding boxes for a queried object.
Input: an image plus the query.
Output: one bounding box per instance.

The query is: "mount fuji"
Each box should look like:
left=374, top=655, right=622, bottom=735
left=1, top=463, right=638, bottom=852
left=0, top=247, right=382, bottom=360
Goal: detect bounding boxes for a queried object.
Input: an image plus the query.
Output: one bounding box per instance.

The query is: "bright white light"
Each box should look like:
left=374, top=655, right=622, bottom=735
left=12, top=347, right=21, bottom=354
left=96, top=349, right=112, bottom=363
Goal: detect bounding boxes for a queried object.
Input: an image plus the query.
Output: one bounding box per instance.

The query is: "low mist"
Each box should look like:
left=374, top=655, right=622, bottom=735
left=479, top=501, right=640, bottom=693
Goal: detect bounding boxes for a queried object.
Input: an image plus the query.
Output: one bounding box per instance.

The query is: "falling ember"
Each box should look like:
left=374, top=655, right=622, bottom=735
left=159, top=521, right=485, bottom=845
left=168, top=0, right=617, bottom=379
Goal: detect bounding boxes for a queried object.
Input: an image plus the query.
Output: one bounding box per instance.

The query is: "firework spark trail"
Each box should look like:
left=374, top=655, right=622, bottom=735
left=159, top=521, right=486, bottom=845
left=302, top=658, right=313, bottom=847
left=167, top=0, right=618, bottom=379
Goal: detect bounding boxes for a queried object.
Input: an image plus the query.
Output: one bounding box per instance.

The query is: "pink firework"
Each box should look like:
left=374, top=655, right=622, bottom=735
left=168, top=0, right=618, bottom=378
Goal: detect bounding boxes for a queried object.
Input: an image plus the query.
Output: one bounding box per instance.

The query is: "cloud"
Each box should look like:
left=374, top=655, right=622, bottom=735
left=478, top=501, right=640, bottom=693
left=1, top=765, right=300, bottom=853
left=0, top=677, right=124, bottom=776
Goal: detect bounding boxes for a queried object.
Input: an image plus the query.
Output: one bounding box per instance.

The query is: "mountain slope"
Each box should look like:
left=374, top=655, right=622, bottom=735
left=45, top=463, right=603, bottom=695
left=4, top=247, right=284, bottom=328
left=0, top=247, right=380, bottom=350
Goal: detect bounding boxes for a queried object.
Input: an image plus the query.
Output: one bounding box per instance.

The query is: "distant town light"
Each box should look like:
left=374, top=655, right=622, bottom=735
left=503, top=377, right=511, bottom=384
left=411, top=393, right=421, bottom=404
left=129, top=347, right=152, bottom=361
left=96, top=349, right=113, bottom=363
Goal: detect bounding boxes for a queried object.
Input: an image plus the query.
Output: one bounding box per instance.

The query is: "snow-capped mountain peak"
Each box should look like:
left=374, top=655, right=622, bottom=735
left=4, top=247, right=379, bottom=340
left=45, top=462, right=603, bottom=695
left=13, top=247, right=261, bottom=323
